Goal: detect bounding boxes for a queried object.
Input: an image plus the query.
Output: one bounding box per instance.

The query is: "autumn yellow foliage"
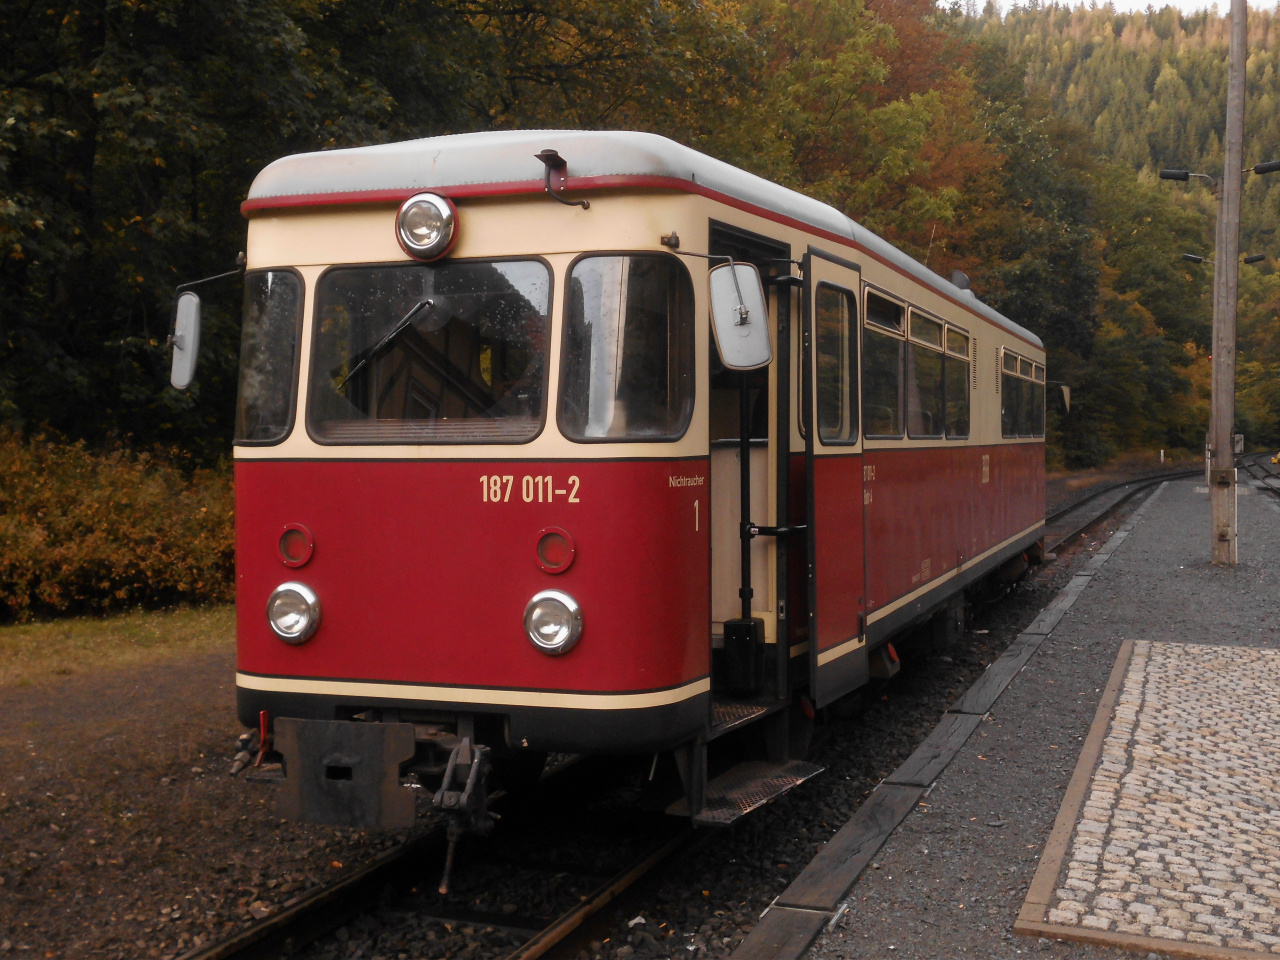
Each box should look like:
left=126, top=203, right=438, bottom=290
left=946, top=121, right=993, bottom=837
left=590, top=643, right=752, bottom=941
left=0, top=431, right=234, bottom=621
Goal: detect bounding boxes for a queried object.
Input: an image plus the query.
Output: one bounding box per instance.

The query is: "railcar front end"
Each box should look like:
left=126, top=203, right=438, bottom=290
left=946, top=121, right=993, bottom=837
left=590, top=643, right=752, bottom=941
left=172, top=131, right=1046, bottom=848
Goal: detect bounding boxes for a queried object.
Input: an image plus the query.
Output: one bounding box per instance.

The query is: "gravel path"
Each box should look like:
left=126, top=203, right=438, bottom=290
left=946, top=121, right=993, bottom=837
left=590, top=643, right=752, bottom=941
left=808, top=477, right=1280, bottom=960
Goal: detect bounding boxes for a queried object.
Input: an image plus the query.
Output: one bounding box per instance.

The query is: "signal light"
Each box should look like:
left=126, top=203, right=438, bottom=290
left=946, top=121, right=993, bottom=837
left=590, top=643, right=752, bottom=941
left=536, top=527, right=575, bottom=574
left=279, top=524, right=314, bottom=567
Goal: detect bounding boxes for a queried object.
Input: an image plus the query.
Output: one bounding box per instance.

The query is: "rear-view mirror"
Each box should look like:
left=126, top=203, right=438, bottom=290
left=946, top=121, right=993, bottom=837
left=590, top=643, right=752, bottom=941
left=709, top=262, right=772, bottom=370
left=170, top=291, right=202, bottom=390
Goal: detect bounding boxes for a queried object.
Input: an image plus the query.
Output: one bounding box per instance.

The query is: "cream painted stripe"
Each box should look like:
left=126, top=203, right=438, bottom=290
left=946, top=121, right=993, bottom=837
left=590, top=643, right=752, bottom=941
left=236, top=672, right=710, bottom=710
left=816, top=634, right=867, bottom=667
left=789, top=641, right=811, bottom=659
left=866, top=519, right=1045, bottom=625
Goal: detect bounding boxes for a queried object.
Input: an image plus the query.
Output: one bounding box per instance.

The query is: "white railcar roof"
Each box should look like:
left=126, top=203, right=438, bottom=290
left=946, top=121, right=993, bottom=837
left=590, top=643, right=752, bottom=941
left=247, top=130, right=1042, bottom=349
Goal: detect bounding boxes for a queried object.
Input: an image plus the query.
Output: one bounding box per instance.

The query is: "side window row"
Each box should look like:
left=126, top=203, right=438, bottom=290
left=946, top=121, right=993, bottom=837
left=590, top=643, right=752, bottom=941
left=815, top=286, right=973, bottom=444
left=1001, top=351, right=1046, bottom=438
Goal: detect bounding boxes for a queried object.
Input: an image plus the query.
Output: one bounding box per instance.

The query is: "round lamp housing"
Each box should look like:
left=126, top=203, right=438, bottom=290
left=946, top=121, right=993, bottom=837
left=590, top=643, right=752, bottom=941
left=523, top=589, right=583, bottom=655
left=267, top=581, right=322, bottom=644
left=396, top=193, right=457, bottom=261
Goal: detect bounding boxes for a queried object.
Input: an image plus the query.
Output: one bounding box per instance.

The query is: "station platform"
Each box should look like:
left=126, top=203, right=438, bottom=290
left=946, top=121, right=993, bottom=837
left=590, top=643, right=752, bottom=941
left=736, top=474, right=1280, bottom=960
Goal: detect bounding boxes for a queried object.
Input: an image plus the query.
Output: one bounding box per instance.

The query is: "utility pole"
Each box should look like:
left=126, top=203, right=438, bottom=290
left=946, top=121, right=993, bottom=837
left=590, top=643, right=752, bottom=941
left=1210, top=0, right=1246, bottom=564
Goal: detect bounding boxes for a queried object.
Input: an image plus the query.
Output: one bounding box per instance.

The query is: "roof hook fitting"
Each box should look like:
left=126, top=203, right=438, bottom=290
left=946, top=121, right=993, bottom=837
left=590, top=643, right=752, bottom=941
left=535, top=149, right=590, bottom=210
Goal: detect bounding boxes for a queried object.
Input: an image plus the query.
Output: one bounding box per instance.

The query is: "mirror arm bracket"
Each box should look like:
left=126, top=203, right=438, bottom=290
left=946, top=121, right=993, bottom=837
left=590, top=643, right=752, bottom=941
left=174, top=252, right=246, bottom=296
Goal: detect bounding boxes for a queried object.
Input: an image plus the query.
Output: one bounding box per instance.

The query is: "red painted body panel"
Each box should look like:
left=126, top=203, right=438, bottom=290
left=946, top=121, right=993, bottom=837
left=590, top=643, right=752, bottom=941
left=236, top=459, right=710, bottom=693
left=862, top=443, right=1043, bottom=613
left=811, top=454, right=866, bottom=652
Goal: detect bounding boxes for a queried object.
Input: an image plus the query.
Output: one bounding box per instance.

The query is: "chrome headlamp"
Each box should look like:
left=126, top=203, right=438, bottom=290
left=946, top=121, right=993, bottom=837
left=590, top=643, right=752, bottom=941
left=524, top=589, right=583, bottom=655
left=396, top=192, right=457, bottom=261
left=267, top=581, right=322, bottom=644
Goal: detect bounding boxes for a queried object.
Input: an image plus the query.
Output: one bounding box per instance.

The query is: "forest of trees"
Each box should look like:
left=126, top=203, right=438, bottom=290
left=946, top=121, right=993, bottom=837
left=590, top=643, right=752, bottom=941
left=1, top=0, right=1277, bottom=467
left=981, top=3, right=1280, bottom=449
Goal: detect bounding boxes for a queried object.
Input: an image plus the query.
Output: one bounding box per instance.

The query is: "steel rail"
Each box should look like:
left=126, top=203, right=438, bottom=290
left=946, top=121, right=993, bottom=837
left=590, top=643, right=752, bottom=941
left=178, top=824, right=449, bottom=960
left=1044, top=469, right=1200, bottom=554
left=180, top=813, right=697, bottom=960
left=1045, top=467, right=1202, bottom=527
left=1240, top=454, right=1280, bottom=499
left=1045, top=454, right=1275, bottom=556
left=500, top=827, right=699, bottom=960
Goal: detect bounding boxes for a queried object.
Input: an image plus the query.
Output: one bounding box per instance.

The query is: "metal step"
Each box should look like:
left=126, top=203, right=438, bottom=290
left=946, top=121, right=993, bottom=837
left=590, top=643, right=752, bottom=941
left=709, top=700, right=772, bottom=738
left=668, top=759, right=823, bottom=826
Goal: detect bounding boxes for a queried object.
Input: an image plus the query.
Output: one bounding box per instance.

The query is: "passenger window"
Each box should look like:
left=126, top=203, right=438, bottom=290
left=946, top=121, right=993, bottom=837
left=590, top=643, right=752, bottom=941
left=906, top=311, right=943, bottom=439
left=816, top=284, right=858, bottom=444
left=909, top=313, right=943, bottom=348
left=1001, top=348, right=1045, bottom=438
left=944, top=328, right=970, bottom=439
left=1017, top=378, right=1033, bottom=436
left=1001, top=350, right=1017, bottom=438
left=862, top=335, right=902, bottom=438
left=867, top=292, right=904, bottom=331
left=559, top=255, right=696, bottom=441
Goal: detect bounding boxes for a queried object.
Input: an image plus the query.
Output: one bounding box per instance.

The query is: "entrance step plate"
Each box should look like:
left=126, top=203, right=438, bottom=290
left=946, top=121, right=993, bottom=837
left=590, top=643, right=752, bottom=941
left=710, top=700, right=771, bottom=737
left=669, top=759, right=824, bottom=826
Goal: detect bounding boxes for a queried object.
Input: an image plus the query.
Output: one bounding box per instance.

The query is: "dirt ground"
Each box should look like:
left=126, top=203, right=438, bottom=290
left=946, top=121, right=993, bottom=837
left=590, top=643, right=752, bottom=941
left=0, top=640, right=416, bottom=960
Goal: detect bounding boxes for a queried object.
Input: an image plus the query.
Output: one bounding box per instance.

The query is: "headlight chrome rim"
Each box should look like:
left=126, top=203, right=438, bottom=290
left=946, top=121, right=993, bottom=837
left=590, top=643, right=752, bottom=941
left=524, top=589, right=583, bottom=655
left=396, top=192, right=457, bottom=261
left=267, top=581, right=322, bottom=644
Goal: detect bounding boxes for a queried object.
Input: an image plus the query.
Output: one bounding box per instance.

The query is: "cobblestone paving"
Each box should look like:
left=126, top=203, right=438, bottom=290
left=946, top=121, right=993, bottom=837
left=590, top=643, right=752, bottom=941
left=1048, top=640, right=1280, bottom=953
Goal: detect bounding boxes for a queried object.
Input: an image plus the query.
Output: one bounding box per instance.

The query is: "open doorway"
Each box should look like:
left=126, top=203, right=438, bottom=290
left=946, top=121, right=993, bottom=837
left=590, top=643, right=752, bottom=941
left=706, top=223, right=792, bottom=707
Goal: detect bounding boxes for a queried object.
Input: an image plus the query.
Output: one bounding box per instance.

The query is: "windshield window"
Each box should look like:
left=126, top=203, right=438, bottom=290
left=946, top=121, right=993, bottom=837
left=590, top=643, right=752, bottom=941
left=308, top=260, right=551, bottom=443
left=236, top=270, right=302, bottom=444
left=559, top=255, right=695, bottom=441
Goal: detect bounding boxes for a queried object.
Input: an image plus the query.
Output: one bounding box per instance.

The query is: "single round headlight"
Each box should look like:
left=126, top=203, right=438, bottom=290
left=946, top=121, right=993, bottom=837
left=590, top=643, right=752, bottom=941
left=396, top=193, right=456, bottom=261
left=524, top=589, right=583, bottom=655
left=267, top=582, right=321, bottom=644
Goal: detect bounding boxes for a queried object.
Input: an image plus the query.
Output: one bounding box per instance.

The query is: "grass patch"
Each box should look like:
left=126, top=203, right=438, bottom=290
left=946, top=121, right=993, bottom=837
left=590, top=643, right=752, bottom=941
left=0, top=604, right=234, bottom=688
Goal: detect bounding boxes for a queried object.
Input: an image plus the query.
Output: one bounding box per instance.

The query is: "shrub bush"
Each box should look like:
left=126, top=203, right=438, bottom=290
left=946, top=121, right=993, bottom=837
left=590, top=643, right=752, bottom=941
left=0, top=432, right=234, bottom=621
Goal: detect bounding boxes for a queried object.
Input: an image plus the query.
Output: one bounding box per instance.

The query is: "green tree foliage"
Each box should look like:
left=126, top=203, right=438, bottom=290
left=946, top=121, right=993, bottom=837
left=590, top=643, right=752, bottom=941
left=974, top=3, right=1280, bottom=452
left=0, top=0, right=1254, bottom=469
left=0, top=0, right=755, bottom=459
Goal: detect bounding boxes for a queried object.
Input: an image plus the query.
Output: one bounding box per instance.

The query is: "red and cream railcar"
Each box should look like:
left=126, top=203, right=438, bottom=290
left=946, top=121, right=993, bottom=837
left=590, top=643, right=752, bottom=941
left=218, top=130, right=1044, bottom=833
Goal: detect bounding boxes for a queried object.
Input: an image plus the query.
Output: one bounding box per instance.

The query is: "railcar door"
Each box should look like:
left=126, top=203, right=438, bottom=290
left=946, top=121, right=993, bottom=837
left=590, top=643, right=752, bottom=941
left=802, top=247, right=868, bottom=708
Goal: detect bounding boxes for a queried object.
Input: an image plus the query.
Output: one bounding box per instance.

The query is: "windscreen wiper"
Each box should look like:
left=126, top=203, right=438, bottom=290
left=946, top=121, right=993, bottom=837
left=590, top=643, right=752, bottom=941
left=335, top=298, right=434, bottom=391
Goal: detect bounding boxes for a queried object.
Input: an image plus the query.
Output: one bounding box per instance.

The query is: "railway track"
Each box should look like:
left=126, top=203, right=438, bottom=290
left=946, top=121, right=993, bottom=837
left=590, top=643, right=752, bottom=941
left=1240, top=451, right=1280, bottom=499
left=181, top=755, right=698, bottom=960
left=1043, top=465, right=1202, bottom=553
left=1044, top=452, right=1278, bottom=554
left=183, top=461, right=1241, bottom=960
